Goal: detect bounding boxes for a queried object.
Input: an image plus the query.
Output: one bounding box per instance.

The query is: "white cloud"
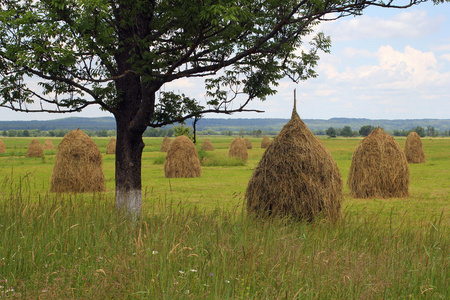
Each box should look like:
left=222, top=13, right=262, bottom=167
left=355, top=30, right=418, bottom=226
left=440, top=53, right=450, bottom=62
left=320, top=10, right=444, bottom=41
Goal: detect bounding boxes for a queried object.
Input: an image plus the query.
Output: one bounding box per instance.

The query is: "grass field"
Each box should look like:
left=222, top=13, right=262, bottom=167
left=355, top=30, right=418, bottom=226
left=0, top=135, right=448, bottom=299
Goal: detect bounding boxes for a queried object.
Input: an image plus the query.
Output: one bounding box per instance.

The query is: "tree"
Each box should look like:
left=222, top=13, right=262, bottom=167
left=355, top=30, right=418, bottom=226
left=0, top=0, right=426, bottom=217
left=326, top=127, right=337, bottom=138
left=359, top=125, right=376, bottom=137
left=413, top=126, right=425, bottom=137
left=341, top=126, right=353, bottom=137
left=2, top=130, right=7, bottom=137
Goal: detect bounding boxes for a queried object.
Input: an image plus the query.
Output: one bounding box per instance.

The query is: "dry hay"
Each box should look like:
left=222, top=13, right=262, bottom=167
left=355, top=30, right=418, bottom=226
left=164, top=135, right=201, bottom=178
left=244, top=137, right=253, bottom=149
left=160, top=136, right=171, bottom=152
left=348, top=127, right=409, bottom=198
left=246, top=105, right=342, bottom=222
left=404, top=132, right=426, bottom=164
left=106, top=137, right=116, bottom=154
left=228, top=137, right=248, bottom=163
left=201, top=138, right=215, bottom=151
left=42, top=139, right=55, bottom=150
left=26, top=139, right=43, bottom=157
left=261, top=136, right=271, bottom=148
left=51, top=129, right=105, bottom=193
left=0, top=139, right=5, bottom=153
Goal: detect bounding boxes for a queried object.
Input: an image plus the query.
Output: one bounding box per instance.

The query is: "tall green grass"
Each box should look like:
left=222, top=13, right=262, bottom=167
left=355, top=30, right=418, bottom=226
left=1, top=136, right=449, bottom=298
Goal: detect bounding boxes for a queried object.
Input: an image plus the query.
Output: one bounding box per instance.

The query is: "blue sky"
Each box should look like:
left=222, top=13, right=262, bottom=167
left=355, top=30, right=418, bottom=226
left=1, top=1, right=449, bottom=121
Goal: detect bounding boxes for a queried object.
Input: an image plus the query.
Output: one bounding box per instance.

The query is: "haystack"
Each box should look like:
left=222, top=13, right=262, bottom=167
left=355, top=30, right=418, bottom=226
left=348, top=127, right=409, bottom=198
left=404, top=132, right=426, bottom=163
left=246, top=102, right=342, bottom=222
left=201, top=138, right=215, bottom=151
left=51, top=129, right=105, bottom=193
left=42, top=139, right=55, bottom=150
left=26, top=139, right=43, bottom=157
left=261, top=136, right=271, bottom=148
left=0, top=139, right=5, bottom=153
left=228, top=137, right=248, bottom=163
left=106, top=137, right=116, bottom=154
left=160, top=136, right=171, bottom=152
left=164, top=135, right=201, bottom=178
left=244, top=137, right=253, bottom=149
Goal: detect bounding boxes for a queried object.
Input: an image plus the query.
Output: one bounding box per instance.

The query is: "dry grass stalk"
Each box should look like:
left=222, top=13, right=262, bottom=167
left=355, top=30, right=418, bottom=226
left=246, top=105, right=342, bottom=222
left=261, top=136, right=271, bottom=148
left=0, top=139, right=5, bottom=153
left=51, top=129, right=105, bottom=193
left=348, top=127, right=409, bottom=198
left=42, top=139, right=55, bottom=150
left=106, top=137, right=116, bottom=154
left=228, top=137, right=248, bottom=163
left=164, top=135, right=201, bottom=178
left=201, top=138, right=215, bottom=151
left=26, top=139, right=43, bottom=157
left=160, top=136, right=171, bottom=152
left=404, top=132, right=426, bottom=163
left=244, top=137, right=253, bottom=149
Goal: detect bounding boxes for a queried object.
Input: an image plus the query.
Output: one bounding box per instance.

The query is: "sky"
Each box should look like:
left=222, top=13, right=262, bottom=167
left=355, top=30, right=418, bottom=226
left=1, top=1, right=449, bottom=121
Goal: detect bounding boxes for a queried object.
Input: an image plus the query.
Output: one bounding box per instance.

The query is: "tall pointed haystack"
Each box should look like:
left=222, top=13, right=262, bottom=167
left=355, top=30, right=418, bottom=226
left=246, top=96, right=342, bottom=221
left=0, top=139, right=5, bottom=153
left=51, top=129, right=105, bottom=193
left=261, top=136, right=271, bottom=148
left=42, top=139, right=55, bottom=150
left=26, top=139, right=43, bottom=157
left=228, top=137, right=248, bottom=163
left=201, top=138, right=215, bottom=151
left=164, top=135, right=201, bottom=178
left=348, top=127, right=409, bottom=198
left=160, top=136, right=171, bottom=152
left=404, top=132, right=426, bottom=163
left=244, top=137, right=253, bottom=149
left=106, top=137, right=116, bottom=154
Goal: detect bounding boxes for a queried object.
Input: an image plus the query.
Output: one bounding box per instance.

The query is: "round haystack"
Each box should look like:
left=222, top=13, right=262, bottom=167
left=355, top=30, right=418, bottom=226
left=160, top=136, right=171, bottom=152
left=228, top=137, right=248, bottom=163
left=26, top=139, right=43, bottom=157
left=106, top=137, right=116, bottom=154
left=0, top=139, right=5, bottom=153
left=246, top=103, right=342, bottom=222
left=51, top=129, right=105, bottom=193
left=404, top=132, right=426, bottom=164
left=244, top=137, right=253, bottom=149
left=164, top=135, right=201, bottom=178
left=261, top=136, right=271, bottom=148
left=42, top=139, right=55, bottom=150
left=348, top=127, right=409, bottom=198
left=201, top=138, right=215, bottom=151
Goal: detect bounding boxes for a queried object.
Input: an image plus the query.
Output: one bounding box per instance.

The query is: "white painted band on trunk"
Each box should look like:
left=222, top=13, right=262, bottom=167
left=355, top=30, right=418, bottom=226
left=116, top=188, right=142, bottom=217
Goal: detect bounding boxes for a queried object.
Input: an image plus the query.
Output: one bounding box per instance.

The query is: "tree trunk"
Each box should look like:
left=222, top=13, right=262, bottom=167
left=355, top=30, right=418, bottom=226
left=114, top=115, right=146, bottom=218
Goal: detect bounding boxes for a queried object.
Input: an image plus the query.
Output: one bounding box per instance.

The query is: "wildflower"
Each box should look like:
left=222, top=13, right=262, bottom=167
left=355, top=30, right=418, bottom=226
left=225, top=280, right=230, bottom=283
left=209, top=273, right=214, bottom=276
left=190, top=269, right=197, bottom=273
left=179, top=270, right=185, bottom=274
left=152, top=250, right=158, bottom=255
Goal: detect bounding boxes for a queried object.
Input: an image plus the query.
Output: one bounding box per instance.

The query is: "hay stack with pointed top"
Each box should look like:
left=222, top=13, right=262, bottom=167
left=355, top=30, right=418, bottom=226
left=201, top=138, right=215, bottom=151
left=261, top=136, right=271, bottom=148
left=160, top=136, right=171, bottom=152
left=42, top=139, right=55, bottom=150
left=244, top=137, right=253, bottom=149
left=246, top=104, right=342, bottom=222
left=228, top=137, right=248, bottom=163
left=26, top=139, right=43, bottom=157
left=404, top=132, right=426, bottom=164
left=164, top=135, right=201, bottom=178
left=51, top=129, right=105, bottom=193
left=0, top=139, right=5, bottom=153
left=106, top=137, right=116, bottom=154
left=348, top=127, right=409, bottom=198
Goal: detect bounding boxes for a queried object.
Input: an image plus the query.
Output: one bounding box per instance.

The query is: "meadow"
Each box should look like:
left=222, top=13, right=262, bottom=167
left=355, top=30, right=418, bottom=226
left=0, top=135, right=448, bottom=299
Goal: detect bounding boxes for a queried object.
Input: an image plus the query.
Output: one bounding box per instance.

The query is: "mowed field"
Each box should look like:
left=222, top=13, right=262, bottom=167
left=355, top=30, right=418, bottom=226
left=0, top=135, right=449, bottom=299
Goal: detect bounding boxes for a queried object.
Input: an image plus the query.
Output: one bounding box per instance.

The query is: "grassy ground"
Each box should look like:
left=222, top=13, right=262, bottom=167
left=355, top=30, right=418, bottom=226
left=0, top=135, right=448, bottom=299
